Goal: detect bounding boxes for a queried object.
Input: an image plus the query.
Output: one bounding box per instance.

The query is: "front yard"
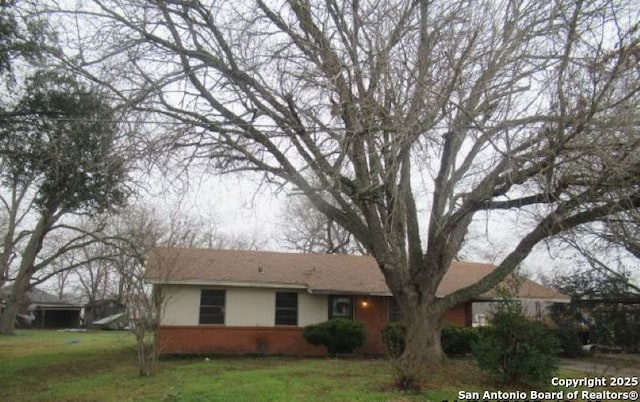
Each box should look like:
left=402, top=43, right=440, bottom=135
left=0, top=330, right=634, bottom=401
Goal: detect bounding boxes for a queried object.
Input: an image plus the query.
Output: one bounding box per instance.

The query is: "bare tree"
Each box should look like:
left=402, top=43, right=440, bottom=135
left=281, top=194, right=363, bottom=254
left=558, top=210, right=640, bottom=284
left=83, top=204, right=252, bottom=375
left=0, top=176, right=33, bottom=293
left=71, top=240, right=123, bottom=320
left=52, top=0, right=640, bottom=386
left=81, top=206, right=190, bottom=376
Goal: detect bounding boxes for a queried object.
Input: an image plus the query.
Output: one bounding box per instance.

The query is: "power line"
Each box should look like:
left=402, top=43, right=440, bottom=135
left=0, top=116, right=357, bottom=132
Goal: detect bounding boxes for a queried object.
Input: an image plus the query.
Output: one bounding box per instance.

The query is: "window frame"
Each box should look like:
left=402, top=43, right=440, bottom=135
left=275, top=291, right=298, bottom=326
left=199, top=289, right=226, bottom=325
left=329, top=295, right=353, bottom=320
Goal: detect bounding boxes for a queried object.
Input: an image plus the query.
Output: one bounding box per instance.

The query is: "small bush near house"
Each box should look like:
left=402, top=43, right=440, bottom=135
left=441, top=324, right=481, bottom=357
left=472, top=303, right=559, bottom=385
left=302, top=318, right=366, bottom=356
left=381, top=322, right=406, bottom=358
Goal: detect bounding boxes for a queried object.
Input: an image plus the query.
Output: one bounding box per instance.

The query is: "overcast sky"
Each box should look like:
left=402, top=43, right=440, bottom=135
left=139, top=167, right=582, bottom=282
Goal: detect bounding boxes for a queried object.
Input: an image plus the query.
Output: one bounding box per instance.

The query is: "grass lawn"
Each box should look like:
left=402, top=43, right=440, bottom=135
left=0, top=330, right=630, bottom=401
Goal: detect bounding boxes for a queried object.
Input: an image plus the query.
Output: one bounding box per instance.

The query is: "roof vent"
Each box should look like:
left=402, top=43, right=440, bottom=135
left=258, top=266, right=264, bottom=273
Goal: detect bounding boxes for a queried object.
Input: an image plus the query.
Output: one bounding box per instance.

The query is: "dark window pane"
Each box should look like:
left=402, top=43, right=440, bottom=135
left=275, top=292, right=297, bottom=326
left=199, top=289, right=225, bottom=325
left=201, top=290, right=225, bottom=306
left=276, top=292, right=297, bottom=308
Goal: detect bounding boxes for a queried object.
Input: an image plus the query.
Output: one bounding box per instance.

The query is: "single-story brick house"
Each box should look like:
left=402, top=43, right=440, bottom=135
left=145, top=248, right=569, bottom=356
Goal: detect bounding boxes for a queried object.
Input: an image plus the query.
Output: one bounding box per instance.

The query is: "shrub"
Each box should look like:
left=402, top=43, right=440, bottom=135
left=551, top=325, right=585, bottom=358
left=472, top=305, right=559, bottom=385
left=381, top=322, right=406, bottom=358
left=441, top=324, right=480, bottom=357
left=302, top=318, right=366, bottom=356
left=548, top=302, right=586, bottom=357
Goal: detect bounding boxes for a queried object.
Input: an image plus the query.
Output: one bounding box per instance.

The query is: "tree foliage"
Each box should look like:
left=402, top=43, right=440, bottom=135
left=0, top=0, right=45, bottom=78
left=550, top=268, right=640, bottom=352
left=557, top=209, right=640, bottom=293
left=71, top=204, right=261, bottom=375
left=2, top=70, right=128, bottom=212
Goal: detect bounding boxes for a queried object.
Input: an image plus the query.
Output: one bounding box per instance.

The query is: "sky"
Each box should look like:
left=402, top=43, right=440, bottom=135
left=142, top=167, right=584, bottom=282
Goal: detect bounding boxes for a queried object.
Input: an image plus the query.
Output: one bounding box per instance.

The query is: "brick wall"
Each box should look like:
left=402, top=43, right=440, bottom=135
left=354, top=295, right=388, bottom=355
left=443, top=302, right=473, bottom=327
left=158, top=296, right=391, bottom=356
left=157, top=326, right=326, bottom=356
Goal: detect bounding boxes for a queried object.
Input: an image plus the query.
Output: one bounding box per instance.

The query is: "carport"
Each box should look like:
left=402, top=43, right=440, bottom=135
left=31, top=303, right=82, bottom=328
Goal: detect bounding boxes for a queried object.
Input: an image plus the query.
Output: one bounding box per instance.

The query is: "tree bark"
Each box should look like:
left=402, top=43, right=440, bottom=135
left=393, top=303, right=446, bottom=389
left=0, top=209, right=56, bottom=335
left=0, top=290, right=22, bottom=334
left=0, top=256, right=35, bottom=334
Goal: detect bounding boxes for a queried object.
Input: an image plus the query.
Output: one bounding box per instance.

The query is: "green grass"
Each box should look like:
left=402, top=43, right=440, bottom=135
left=0, top=330, right=483, bottom=401
left=1, top=330, right=633, bottom=401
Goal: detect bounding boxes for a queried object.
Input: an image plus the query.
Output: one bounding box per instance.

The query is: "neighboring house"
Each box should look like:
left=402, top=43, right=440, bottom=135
left=1, top=286, right=82, bottom=329
left=146, top=248, right=569, bottom=356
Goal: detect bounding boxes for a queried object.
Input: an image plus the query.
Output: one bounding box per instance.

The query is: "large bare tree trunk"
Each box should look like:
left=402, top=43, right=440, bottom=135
left=0, top=290, right=22, bottom=334
left=0, top=212, right=54, bottom=335
left=1, top=265, right=33, bottom=335
left=395, top=306, right=446, bottom=389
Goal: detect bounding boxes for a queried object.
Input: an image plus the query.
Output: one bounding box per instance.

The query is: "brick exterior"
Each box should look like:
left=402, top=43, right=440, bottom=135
left=157, top=326, right=326, bottom=356
left=157, top=296, right=474, bottom=356
left=354, top=296, right=390, bottom=355
left=443, top=302, right=473, bottom=327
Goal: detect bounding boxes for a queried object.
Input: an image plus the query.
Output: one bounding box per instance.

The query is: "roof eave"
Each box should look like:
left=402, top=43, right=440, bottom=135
left=148, top=278, right=392, bottom=296
left=148, top=279, right=308, bottom=290
left=470, top=295, right=571, bottom=303
left=308, top=289, right=392, bottom=297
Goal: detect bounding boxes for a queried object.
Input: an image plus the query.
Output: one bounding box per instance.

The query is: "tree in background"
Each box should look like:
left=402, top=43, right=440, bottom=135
left=549, top=268, right=640, bottom=353
left=0, top=69, right=129, bottom=334
left=281, top=195, right=363, bottom=254
left=73, top=204, right=259, bottom=375
left=50, top=0, right=640, bottom=386
left=558, top=209, right=639, bottom=290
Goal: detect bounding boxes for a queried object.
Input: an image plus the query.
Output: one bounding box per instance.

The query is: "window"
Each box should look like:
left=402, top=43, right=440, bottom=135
left=388, top=297, right=402, bottom=322
left=275, top=292, right=298, bottom=326
left=199, top=289, right=225, bottom=324
left=329, top=296, right=353, bottom=319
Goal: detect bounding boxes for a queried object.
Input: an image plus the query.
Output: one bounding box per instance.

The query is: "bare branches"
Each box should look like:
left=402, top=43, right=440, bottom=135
left=49, top=0, right=638, bottom=277
left=43, top=0, right=640, bottom=379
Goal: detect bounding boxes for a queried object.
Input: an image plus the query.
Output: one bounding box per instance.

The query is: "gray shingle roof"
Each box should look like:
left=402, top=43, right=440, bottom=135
left=145, top=247, right=569, bottom=301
